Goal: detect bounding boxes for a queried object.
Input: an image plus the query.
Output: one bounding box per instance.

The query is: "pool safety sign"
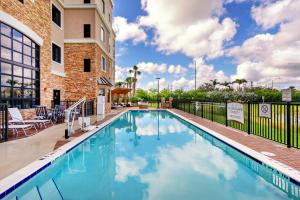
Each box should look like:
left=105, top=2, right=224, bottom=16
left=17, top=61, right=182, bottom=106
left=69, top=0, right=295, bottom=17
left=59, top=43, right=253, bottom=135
left=227, top=103, right=244, bottom=124
left=282, top=88, right=292, bottom=102
left=259, top=103, right=271, bottom=119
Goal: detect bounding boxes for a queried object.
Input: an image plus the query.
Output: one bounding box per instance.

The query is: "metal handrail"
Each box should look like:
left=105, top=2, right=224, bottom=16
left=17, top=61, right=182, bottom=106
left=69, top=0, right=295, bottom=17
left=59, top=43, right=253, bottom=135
left=64, top=97, right=86, bottom=139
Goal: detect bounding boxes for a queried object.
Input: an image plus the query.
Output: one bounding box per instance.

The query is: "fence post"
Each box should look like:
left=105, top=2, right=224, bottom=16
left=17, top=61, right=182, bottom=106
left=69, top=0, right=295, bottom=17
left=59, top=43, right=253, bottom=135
left=201, top=103, right=204, bottom=118
left=248, top=101, right=251, bottom=135
left=194, top=102, right=196, bottom=115
left=225, top=101, right=228, bottom=127
left=211, top=102, right=213, bottom=121
left=287, top=102, right=291, bottom=148
left=189, top=101, right=191, bottom=113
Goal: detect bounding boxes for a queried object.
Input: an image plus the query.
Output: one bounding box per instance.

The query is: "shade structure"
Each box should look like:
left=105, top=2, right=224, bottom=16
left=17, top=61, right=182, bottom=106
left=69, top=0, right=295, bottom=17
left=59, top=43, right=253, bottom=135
left=97, top=77, right=114, bottom=87
left=111, top=87, right=132, bottom=105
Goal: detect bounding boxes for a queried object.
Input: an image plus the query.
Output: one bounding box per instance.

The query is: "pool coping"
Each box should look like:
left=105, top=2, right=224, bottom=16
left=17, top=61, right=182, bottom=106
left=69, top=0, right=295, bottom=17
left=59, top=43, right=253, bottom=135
left=1, top=108, right=300, bottom=198
left=167, top=109, right=300, bottom=185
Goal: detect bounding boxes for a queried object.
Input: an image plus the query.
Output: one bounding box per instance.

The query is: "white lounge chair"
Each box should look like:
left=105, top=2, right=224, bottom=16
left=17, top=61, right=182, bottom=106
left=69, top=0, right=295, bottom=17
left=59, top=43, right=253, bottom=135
left=8, top=124, right=37, bottom=137
left=8, top=108, right=53, bottom=128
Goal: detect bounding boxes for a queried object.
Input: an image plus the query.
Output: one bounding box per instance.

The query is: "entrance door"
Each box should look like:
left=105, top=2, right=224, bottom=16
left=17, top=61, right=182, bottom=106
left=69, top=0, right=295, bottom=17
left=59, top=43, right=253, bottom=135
left=53, top=90, right=61, bottom=106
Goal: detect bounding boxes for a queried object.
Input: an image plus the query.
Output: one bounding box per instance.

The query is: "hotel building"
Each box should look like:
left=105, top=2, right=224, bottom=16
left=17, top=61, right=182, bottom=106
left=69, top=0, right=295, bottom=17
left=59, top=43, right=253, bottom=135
left=0, top=0, right=115, bottom=113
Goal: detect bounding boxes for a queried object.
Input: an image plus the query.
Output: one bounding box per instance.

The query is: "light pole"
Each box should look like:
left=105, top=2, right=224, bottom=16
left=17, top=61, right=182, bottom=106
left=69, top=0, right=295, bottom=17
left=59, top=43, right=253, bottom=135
left=194, top=60, right=197, bottom=91
left=156, top=77, right=160, bottom=109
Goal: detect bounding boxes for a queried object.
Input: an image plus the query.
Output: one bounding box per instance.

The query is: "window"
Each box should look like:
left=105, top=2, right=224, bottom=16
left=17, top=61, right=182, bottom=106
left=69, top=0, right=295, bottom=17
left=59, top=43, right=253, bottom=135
left=52, top=43, right=61, bottom=63
left=100, top=27, right=105, bottom=42
left=18, top=0, right=24, bottom=3
left=0, top=22, right=40, bottom=108
left=84, top=0, right=90, bottom=3
left=84, top=59, right=91, bottom=72
left=52, top=4, right=61, bottom=27
left=101, top=56, right=106, bottom=71
left=84, top=24, right=91, bottom=38
left=102, top=0, right=105, bottom=14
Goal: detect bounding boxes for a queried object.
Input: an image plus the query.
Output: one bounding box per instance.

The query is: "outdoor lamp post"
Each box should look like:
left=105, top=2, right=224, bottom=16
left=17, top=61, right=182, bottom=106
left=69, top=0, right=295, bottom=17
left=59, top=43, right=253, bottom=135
left=156, top=77, right=160, bottom=109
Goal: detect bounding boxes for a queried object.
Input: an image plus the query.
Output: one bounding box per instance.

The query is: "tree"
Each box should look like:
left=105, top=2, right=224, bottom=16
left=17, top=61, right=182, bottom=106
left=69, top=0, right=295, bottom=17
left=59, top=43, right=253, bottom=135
left=129, top=65, right=141, bottom=96
left=210, top=79, right=219, bottom=89
left=124, top=77, right=135, bottom=96
left=221, top=81, right=232, bottom=89
left=233, top=79, right=247, bottom=90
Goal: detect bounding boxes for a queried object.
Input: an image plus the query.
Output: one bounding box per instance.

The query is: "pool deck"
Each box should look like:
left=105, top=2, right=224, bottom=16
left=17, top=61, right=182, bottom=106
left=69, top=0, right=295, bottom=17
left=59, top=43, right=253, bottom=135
left=171, top=109, right=300, bottom=172
left=1, top=107, right=300, bottom=182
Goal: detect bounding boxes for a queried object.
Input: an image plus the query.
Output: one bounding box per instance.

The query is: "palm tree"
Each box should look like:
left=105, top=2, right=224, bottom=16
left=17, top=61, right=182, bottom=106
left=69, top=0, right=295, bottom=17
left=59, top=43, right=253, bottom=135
left=221, top=81, right=232, bottom=89
left=129, top=65, right=141, bottom=96
left=210, top=79, right=219, bottom=89
left=233, top=79, right=247, bottom=90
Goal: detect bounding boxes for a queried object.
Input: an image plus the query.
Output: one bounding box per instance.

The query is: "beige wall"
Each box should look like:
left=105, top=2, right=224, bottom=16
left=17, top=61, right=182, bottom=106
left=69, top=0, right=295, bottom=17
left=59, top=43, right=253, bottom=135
left=64, top=9, right=95, bottom=39
left=51, top=0, right=65, bottom=76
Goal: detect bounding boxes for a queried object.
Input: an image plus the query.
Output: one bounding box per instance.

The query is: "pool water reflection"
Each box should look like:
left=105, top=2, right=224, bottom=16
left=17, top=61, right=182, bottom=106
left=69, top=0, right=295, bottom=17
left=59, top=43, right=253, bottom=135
left=4, top=110, right=300, bottom=200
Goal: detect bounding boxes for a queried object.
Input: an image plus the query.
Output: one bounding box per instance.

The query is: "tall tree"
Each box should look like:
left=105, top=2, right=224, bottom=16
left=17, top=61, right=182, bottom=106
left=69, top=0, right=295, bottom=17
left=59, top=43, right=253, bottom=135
left=221, top=81, right=232, bottom=89
left=234, top=79, right=247, bottom=90
left=125, top=77, right=135, bottom=96
left=129, top=65, right=141, bottom=96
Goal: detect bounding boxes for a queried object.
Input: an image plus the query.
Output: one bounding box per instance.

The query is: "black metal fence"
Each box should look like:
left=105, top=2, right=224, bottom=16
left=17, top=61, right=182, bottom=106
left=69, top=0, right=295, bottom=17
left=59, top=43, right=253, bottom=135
left=0, top=104, right=8, bottom=142
left=51, top=100, right=95, bottom=116
left=173, top=100, right=300, bottom=149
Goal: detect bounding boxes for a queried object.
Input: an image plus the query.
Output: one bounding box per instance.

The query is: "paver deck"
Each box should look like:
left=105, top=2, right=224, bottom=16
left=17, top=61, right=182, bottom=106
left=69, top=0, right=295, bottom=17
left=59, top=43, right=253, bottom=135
left=171, top=109, right=300, bottom=171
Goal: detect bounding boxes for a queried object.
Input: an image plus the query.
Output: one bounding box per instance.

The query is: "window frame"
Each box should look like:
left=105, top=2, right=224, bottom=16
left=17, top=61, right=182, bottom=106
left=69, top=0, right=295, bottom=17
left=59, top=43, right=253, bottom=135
left=102, top=0, right=105, bottom=14
left=101, top=56, right=106, bottom=72
left=100, top=27, right=105, bottom=42
left=52, top=4, right=62, bottom=28
left=84, top=24, right=91, bottom=38
left=52, top=42, right=61, bottom=64
left=84, top=59, right=91, bottom=72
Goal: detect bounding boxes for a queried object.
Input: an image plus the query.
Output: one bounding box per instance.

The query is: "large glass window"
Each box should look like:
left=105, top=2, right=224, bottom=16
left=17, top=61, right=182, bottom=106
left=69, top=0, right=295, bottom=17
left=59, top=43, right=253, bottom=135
left=0, top=22, right=40, bottom=108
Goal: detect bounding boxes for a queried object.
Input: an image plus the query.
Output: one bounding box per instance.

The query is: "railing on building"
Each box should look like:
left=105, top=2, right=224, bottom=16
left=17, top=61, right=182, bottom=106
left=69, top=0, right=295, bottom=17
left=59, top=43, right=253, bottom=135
left=0, top=104, right=8, bottom=142
left=51, top=100, right=94, bottom=116
left=172, top=100, right=300, bottom=149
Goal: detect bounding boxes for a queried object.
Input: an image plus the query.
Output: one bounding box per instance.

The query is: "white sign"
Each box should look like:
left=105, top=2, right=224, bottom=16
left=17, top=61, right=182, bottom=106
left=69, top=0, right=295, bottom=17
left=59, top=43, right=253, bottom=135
left=259, top=103, right=271, bottom=118
left=227, top=103, right=244, bottom=124
left=282, top=88, right=292, bottom=102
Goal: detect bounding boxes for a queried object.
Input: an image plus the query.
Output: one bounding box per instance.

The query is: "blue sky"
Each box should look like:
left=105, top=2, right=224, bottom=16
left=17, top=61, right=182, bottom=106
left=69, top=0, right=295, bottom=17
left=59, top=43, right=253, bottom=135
left=113, top=0, right=300, bottom=90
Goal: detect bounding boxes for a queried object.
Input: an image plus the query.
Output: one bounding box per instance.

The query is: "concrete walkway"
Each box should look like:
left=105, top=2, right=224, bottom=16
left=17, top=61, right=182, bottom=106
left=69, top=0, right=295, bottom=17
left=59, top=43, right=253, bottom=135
left=0, top=123, right=66, bottom=180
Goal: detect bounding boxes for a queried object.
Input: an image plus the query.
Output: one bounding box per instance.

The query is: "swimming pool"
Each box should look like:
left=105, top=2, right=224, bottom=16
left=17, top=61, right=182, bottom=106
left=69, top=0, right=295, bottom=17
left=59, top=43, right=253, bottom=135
left=1, top=110, right=300, bottom=199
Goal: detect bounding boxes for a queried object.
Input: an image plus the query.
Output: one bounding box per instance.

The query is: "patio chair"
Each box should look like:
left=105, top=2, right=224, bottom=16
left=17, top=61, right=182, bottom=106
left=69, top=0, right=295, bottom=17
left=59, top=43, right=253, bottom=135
left=52, top=105, right=65, bottom=123
left=8, top=108, right=53, bottom=128
left=8, top=124, right=37, bottom=137
left=35, top=106, right=54, bottom=122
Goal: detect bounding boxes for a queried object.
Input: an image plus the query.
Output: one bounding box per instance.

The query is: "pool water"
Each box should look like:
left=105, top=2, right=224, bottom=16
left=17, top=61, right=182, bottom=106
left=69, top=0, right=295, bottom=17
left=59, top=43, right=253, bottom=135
left=3, top=110, right=300, bottom=200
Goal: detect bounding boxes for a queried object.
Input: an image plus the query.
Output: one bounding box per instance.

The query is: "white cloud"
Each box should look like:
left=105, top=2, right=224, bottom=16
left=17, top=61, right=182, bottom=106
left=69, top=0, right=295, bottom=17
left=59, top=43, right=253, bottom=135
left=228, top=0, right=300, bottom=88
left=168, top=65, right=187, bottom=75
left=137, top=62, right=168, bottom=74
left=113, top=16, right=147, bottom=43
left=115, top=156, right=147, bottom=182
left=115, top=65, right=130, bottom=82
left=251, top=0, right=300, bottom=29
left=139, top=0, right=237, bottom=59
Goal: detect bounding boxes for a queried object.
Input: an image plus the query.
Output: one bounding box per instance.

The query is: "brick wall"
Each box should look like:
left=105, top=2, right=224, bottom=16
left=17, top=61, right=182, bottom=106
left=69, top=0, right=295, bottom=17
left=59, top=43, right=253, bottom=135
left=64, top=43, right=112, bottom=113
